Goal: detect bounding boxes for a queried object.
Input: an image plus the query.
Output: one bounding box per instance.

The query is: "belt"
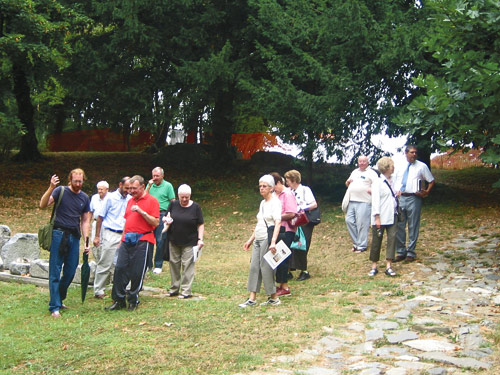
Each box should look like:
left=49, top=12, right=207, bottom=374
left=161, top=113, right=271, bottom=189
left=160, top=210, right=168, bottom=214
left=401, top=193, right=416, bottom=197
left=105, top=227, right=123, bottom=234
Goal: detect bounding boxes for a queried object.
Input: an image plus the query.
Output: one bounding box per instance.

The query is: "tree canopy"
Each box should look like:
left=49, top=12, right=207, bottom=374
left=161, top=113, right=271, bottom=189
left=1, top=0, right=498, bottom=172
left=397, top=0, right=500, bottom=173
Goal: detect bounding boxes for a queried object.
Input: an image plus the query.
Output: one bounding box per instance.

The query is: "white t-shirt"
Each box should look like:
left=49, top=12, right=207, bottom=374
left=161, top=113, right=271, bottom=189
left=348, top=168, right=379, bottom=203
left=254, top=196, right=282, bottom=241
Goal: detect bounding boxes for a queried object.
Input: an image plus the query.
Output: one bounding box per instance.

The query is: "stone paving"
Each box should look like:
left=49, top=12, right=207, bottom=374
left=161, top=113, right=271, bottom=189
left=237, top=234, right=500, bottom=375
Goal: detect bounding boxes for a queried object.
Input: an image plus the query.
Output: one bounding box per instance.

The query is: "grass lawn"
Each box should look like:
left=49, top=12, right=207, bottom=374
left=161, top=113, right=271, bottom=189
left=0, top=152, right=499, bottom=374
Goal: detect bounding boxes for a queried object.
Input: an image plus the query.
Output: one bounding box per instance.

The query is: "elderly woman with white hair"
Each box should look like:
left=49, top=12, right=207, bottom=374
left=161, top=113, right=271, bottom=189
left=239, top=175, right=282, bottom=307
left=163, top=184, right=204, bottom=299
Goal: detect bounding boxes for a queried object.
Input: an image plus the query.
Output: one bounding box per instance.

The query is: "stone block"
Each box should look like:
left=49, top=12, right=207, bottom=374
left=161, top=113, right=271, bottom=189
left=30, top=259, right=50, bottom=279
left=10, top=260, right=30, bottom=275
left=1, top=233, right=40, bottom=270
left=0, top=225, right=10, bottom=249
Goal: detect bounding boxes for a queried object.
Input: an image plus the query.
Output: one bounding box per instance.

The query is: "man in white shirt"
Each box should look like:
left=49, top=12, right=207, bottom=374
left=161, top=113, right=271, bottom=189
left=92, top=177, right=131, bottom=299
left=345, top=156, right=379, bottom=253
left=394, top=145, right=435, bottom=262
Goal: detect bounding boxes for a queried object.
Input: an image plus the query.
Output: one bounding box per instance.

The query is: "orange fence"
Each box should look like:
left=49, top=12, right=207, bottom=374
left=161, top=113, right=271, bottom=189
left=46, top=129, right=155, bottom=152
left=47, top=129, right=279, bottom=158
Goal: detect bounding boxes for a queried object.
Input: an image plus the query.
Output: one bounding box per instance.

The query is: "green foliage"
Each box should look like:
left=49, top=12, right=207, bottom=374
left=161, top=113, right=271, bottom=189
left=0, top=111, right=24, bottom=159
left=244, top=0, right=428, bottom=163
left=397, top=0, right=500, bottom=170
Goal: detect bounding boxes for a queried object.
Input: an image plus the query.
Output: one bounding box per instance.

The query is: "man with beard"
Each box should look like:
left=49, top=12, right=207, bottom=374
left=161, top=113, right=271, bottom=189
left=92, top=177, right=131, bottom=299
left=107, top=175, right=159, bottom=311
left=40, top=168, right=91, bottom=318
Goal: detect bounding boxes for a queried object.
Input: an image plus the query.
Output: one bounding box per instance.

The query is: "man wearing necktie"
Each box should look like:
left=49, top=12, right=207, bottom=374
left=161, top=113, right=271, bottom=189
left=394, top=145, right=435, bottom=262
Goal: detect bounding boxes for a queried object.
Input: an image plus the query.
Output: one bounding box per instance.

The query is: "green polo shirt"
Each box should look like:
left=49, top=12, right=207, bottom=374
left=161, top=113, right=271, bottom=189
left=148, top=180, right=175, bottom=211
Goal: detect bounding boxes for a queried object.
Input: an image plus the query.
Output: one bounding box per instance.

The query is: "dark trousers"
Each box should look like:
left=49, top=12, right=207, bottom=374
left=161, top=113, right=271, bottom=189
left=112, top=240, right=149, bottom=305
left=290, top=222, right=315, bottom=271
left=148, top=211, right=167, bottom=269
left=276, top=231, right=295, bottom=283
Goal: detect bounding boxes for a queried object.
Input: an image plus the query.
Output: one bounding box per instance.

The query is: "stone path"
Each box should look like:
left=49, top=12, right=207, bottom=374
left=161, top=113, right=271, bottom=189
left=238, top=234, right=500, bottom=375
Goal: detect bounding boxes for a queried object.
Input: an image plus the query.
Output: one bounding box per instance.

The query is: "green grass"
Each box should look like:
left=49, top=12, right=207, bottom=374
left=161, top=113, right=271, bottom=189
left=0, top=152, right=499, bottom=374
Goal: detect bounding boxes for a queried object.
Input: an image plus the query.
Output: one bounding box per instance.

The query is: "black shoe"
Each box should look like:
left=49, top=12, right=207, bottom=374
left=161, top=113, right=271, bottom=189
left=297, top=271, right=311, bottom=281
left=405, top=256, right=415, bottom=262
left=394, top=255, right=406, bottom=263
left=106, top=301, right=126, bottom=311
left=128, top=302, right=139, bottom=311
left=287, top=272, right=294, bottom=280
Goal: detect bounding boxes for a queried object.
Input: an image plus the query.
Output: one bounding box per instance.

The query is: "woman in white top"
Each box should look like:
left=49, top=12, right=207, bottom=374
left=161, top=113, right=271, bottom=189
left=369, top=157, right=398, bottom=277
left=284, top=169, right=318, bottom=281
left=239, top=175, right=282, bottom=307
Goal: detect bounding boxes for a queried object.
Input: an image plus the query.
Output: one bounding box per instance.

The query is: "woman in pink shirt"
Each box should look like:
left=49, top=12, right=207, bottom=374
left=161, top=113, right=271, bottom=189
left=270, top=172, right=297, bottom=296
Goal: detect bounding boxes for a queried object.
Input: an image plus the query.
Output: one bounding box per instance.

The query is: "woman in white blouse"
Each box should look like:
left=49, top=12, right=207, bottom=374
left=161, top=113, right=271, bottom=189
left=239, top=175, right=283, bottom=307
left=369, top=157, right=398, bottom=277
left=284, top=169, right=318, bottom=281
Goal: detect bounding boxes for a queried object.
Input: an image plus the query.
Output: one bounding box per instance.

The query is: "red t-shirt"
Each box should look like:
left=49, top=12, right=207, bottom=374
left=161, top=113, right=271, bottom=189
left=122, top=193, right=160, bottom=244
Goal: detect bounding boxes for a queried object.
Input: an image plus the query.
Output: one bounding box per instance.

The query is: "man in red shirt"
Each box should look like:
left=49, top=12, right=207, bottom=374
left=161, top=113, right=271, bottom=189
left=107, top=175, right=159, bottom=311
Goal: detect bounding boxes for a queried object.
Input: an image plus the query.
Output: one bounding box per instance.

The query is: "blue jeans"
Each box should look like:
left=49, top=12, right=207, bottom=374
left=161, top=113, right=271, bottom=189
left=48, top=229, right=80, bottom=313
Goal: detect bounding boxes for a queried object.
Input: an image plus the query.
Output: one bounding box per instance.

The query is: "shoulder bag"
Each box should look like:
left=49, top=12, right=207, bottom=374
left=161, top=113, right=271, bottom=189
left=383, top=180, right=404, bottom=222
left=38, top=187, right=65, bottom=251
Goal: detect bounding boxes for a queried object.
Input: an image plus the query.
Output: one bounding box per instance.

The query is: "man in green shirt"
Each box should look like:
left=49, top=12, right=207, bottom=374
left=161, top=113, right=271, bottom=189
left=146, top=167, right=175, bottom=273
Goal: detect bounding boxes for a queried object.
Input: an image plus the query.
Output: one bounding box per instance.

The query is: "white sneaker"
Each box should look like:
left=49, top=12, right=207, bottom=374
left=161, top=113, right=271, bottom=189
left=152, top=268, right=162, bottom=274
left=238, top=299, right=257, bottom=308
left=260, top=298, right=281, bottom=306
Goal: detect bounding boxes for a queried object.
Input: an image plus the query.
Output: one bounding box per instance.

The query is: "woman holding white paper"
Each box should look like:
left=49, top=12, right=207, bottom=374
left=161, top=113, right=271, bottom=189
left=163, top=184, right=204, bottom=299
left=239, top=175, right=282, bottom=308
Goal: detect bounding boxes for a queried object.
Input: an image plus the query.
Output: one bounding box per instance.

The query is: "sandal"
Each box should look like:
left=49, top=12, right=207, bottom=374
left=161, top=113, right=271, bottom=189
left=368, top=268, right=378, bottom=277
left=385, top=267, right=396, bottom=277
left=178, top=294, right=193, bottom=299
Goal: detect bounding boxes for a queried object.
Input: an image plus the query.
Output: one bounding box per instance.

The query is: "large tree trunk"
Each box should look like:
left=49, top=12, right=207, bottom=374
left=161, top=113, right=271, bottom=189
left=12, top=62, right=42, bottom=161
left=212, top=89, right=235, bottom=161
left=154, top=121, right=170, bottom=149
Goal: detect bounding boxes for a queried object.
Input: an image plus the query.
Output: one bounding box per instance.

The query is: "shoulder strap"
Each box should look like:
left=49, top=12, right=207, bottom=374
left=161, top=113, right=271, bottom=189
left=383, top=179, right=396, bottom=197
left=383, top=179, right=400, bottom=210
left=260, top=202, right=269, bottom=229
left=50, top=186, right=65, bottom=225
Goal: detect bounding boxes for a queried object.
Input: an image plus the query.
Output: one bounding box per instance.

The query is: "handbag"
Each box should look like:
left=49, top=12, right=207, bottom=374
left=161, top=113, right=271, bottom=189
left=305, top=206, right=321, bottom=225
left=384, top=180, right=404, bottom=222
left=38, top=187, right=65, bottom=251
left=290, top=227, right=307, bottom=251
left=291, top=211, right=309, bottom=227
left=267, top=225, right=286, bottom=245
left=342, top=188, right=350, bottom=214
left=260, top=204, right=285, bottom=245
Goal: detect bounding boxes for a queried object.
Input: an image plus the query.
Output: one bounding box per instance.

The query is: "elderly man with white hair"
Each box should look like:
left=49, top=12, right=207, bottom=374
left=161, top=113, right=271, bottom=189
left=146, top=167, right=175, bottom=274
left=90, top=180, right=109, bottom=259
left=163, top=184, right=205, bottom=299
left=344, top=156, right=379, bottom=253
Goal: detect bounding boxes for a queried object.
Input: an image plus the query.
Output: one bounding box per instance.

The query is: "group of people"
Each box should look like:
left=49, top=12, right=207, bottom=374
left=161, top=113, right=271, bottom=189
left=39, top=144, right=434, bottom=317
left=344, top=145, right=435, bottom=277
left=239, top=170, right=318, bottom=307
left=40, top=167, right=204, bottom=317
